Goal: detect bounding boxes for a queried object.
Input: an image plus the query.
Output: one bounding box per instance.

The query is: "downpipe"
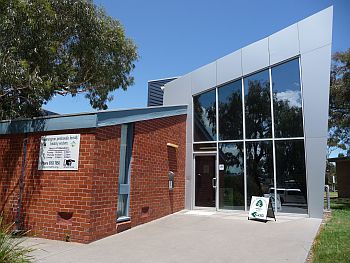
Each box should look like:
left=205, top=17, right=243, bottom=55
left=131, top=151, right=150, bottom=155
left=14, top=135, right=28, bottom=234
left=324, top=185, right=331, bottom=211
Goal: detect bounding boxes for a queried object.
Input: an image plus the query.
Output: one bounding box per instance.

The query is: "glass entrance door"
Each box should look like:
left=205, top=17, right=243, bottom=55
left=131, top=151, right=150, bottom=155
left=195, top=155, right=216, bottom=207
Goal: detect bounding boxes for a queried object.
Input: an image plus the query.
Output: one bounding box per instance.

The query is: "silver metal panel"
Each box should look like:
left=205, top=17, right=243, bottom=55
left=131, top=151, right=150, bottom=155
left=185, top=142, right=193, bottom=209
left=305, top=137, right=327, bottom=218
left=298, top=6, right=333, bottom=54
left=186, top=102, right=193, bottom=144
left=269, top=24, right=299, bottom=65
left=185, top=101, right=193, bottom=209
left=163, top=74, right=192, bottom=105
left=191, top=62, right=217, bottom=95
left=242, top=38, right=269, bottom=75
left=301, top=44, right=332, bottom=139
left=216, top=49, right=242, bottom=86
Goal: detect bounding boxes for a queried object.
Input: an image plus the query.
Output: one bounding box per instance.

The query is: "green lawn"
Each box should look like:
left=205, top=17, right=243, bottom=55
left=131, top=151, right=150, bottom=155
left=312, top=198, right=350, bottom=263
left=324, top=191, right=338, bottom=198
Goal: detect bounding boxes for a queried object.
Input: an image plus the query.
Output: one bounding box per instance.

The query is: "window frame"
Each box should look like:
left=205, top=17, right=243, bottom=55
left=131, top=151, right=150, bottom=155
left=192, top=55, right=308, bottom=214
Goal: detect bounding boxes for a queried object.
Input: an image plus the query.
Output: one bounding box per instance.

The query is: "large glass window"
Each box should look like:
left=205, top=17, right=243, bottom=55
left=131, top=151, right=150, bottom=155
left=218, top=80, right=243, bottom=140
left=244, top=70, right=272, bottom=139
left=272, top=59, right=303, bottom=138
left=275, top=140, right=307, bottom=214
left=193, top=90, right=216, bottom=141
left=117, top=124, right=133, bottom=221
left=192, top=57, right=307, bottom=215
left=246, top=141, right=274, bottom=205
left=218, top=143, right=244, bottom=210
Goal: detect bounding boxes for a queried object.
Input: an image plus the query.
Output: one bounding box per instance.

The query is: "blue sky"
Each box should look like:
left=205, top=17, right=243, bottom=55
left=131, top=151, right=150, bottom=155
left=44, top=0, right=350, bottom=114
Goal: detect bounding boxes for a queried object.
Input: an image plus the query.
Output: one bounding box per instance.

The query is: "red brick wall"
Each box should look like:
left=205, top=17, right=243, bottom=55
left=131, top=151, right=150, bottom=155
left=336, top=161, right=350, bottom=198
left=89, top=126, right=120, bottom=241
left=0, top=129, right=96, bottom=243
left=130, top=115, right=186, bottom=227
left=0, top=114, right=186, bottom=243
left=0, top=134, right=26, bottom=225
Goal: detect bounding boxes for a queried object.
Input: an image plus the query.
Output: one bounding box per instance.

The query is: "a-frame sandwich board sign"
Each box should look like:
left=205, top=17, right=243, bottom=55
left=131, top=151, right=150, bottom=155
left=248, top=196, right=276, bottom=222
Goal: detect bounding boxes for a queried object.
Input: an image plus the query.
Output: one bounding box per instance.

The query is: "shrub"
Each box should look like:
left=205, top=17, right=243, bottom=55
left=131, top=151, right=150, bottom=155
left=0, top=215, right=34, bottom=263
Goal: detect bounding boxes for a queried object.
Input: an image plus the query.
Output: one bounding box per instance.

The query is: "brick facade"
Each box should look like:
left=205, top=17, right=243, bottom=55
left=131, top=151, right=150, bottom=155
left=130, top=116, right=186, bottom=227
left=336, top=161, right=350, bottom=198
left=0, top=114, right=186, bottom=243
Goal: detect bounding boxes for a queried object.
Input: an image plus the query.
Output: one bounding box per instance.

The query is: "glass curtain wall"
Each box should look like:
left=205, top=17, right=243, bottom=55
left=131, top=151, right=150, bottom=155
left=193, top=89, right=216, bottom=141
left=244, top=70, right=272, bottom=139
left=218, top=142, right=244, bottom=210
left=193, top=57, right=307, bottom=214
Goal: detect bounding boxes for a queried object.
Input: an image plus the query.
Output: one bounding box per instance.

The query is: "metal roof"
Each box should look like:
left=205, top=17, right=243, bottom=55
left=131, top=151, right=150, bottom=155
left=0, top=105, right=187, bottom=135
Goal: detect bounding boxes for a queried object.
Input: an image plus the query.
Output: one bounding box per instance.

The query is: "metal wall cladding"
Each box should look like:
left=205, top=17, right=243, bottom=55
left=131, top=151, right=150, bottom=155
left=163, top=74, right=192, bottom=106
left=216, top=49, right=242, bottom=86
left=268, top=24, right=300, bottom=65
left=298, top=7, right=333, bottom=54
left=242, top=37, right=269, bottom=76
left=301, top=44, right=332, bottom=139
left=191, top=62, right=217, bottom=96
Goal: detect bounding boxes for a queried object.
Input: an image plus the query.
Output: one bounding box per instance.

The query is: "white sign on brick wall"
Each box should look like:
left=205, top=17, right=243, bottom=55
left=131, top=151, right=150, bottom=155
left=38, top=134, right=80, bottom=170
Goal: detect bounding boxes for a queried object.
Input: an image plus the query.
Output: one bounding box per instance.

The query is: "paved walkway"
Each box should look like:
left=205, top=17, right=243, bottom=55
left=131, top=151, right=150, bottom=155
left=24, top=210, right=321, bottom=263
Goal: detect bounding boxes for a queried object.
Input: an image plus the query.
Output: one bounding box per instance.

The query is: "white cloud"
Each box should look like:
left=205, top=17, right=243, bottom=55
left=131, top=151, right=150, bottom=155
left=276, top=90, right=301, bottom=108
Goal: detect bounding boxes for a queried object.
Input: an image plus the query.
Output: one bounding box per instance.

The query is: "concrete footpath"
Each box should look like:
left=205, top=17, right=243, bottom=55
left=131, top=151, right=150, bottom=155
left=23, top=210, right=321, bottom=263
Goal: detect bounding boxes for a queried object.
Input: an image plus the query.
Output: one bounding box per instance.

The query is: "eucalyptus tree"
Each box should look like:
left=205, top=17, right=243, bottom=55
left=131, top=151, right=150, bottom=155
left=0, top=0, right=138, bottom=119
left=328, top=49, right=350, bottom=156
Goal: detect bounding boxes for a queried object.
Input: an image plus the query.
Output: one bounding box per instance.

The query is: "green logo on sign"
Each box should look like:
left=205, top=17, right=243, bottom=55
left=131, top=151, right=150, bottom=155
left=256, top=200, right=263, bottom=207
left=251, top=212, right=257, bottom=218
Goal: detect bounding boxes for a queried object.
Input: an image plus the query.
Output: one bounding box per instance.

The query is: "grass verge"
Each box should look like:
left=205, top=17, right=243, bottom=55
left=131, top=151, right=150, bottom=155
left=311, top=198, right=350, bottom=263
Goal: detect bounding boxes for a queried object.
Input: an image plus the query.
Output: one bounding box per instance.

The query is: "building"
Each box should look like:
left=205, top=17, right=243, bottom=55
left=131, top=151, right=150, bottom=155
left=0, top=106, right=187, bottom=243
left=163, top=6, right=332, bottom=218
left=0, top=7, right=332, bottom=243
left=147, top=77, right=178, bottom=106
left=328, top=156, right=350, bottom=198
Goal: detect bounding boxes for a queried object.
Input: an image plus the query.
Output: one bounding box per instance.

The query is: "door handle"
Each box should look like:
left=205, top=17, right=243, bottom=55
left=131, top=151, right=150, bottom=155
left=212, top=177, right=217, bottom=188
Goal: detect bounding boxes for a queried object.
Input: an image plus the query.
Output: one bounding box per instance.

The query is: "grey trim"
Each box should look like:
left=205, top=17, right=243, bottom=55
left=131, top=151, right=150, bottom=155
left=0, top=105, right=187, bottom=135
left=0, top=114, right=97, bottom=135
left=97, top=105, right=187, bottom=127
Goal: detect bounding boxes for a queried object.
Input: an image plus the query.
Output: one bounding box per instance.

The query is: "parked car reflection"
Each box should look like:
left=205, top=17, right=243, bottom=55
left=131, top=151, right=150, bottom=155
left=269, top=187, right=307, bottom=206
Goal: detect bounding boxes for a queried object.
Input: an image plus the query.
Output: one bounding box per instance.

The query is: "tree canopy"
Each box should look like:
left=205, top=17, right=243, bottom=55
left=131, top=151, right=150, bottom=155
left=328, top=49, right=350, bottom=156
left=0, top=0, right=138, bottom=120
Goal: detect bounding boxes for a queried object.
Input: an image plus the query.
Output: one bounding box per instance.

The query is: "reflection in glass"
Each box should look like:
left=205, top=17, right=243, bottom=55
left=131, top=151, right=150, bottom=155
left=193, top=143, right=217, bottom=152
left=272, top=59, right=304, bottom=138
left=218, top=143, right=244, bottom=210
left=244, top=70, right=272, bottom=139
left=193, top=90, right=216, bottom=141
left=275, top=140, right=307, bottom=214
left=117, top=194, right=128, bottom=218
left=246, top=141, right=274, bottom=205
left=218, top=80, right=243, bottom=140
